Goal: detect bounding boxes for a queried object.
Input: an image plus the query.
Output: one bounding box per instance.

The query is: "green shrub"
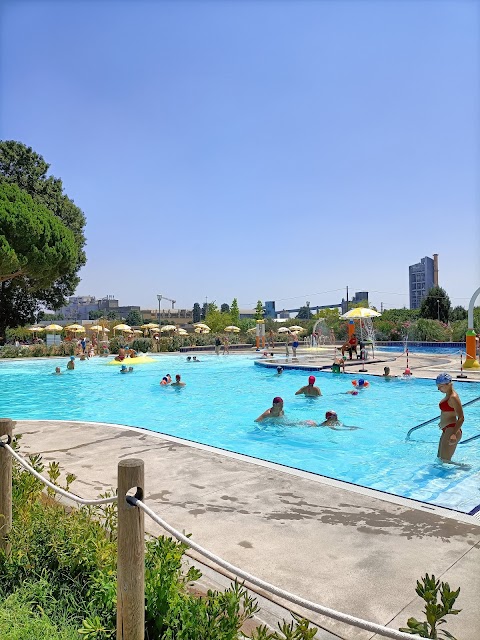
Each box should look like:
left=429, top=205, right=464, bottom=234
left=131, top=337, right=153, bottom=353
left=0, top=589, right=79, bottom=640
left=1, top=444, right=318, bottom=639
left=409, top=319, right=451, bottom=342
left=450, top=320, right=467, bottom=343
left=0, top=345, right=21, bottom=358
left=400, top=573, right=461, bottom=639
left=108, top=336, right=127, bottom=354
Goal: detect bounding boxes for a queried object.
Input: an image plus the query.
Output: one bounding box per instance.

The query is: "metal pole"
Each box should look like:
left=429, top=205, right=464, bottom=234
left=117, top=459, right=145, bottom=640
left=457, top=351, right=467, bottom=379
left=0, top=418, right=13, bottom=556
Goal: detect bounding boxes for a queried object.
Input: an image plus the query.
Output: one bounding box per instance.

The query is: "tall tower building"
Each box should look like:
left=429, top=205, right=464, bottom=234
left=409, top=256, right=435, bottom=309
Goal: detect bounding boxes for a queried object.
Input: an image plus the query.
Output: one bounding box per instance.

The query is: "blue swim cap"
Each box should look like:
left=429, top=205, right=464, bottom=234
left=358, top=378, right=365, bottom=386
left=121, top=365, right=127, bottom=370
left=70, top=356, right=75, bottom=360
left=436, top=372, right=452, bottom=385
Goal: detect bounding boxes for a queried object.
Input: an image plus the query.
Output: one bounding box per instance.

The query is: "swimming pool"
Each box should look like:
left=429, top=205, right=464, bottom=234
left=377, top=343, right=464, bottom=355
left=1, top=354, right=479, bottom=515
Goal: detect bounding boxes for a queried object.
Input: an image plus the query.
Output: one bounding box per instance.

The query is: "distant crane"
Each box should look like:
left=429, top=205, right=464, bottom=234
left=156, top=294, right=176, bottom=321
left=158, top=295, right=176, bottom=309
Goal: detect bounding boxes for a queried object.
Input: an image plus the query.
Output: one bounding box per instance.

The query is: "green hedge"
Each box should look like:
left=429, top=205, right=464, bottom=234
left=0, top=442, right=318, bottom=639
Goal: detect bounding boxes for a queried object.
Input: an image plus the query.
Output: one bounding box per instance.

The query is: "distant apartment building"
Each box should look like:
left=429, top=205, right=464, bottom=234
left=409, top=255, right=438, bottom=309
left=57, top=295, right=140, bottom=321
left=341, top=291, right=369, bottom=314
left=57, top=296, right=99, bottom=321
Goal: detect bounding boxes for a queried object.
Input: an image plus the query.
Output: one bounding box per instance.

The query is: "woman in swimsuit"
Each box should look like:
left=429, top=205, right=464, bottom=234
left=436, top=372, right=464, bottom=462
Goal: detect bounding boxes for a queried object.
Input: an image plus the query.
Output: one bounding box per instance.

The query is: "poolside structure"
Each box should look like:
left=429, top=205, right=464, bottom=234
left=464, top=286, right=480, bottom=368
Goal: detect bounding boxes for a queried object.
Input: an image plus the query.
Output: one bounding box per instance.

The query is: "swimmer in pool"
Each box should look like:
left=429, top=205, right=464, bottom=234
left=436, top=372, right=464, bottom=462
left=295, top=375, right=322, bottom=397
left=320, top=411, right=359, bottom=431
left=255, top=397, right=317, bottom=426
left=66, top=356, right=75, bottom=370
left=255, top=397, right=285, bottom=422
left=345, top=379, right=369, bottom=394
left=382, top=366, right=395, bottom=379
left=276, top=366, right=283, bottom=375
left=171, top=374, right=186, bottom=387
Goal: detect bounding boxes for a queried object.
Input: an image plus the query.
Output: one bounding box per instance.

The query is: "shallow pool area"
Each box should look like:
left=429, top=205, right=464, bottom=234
left=1, top=354, right=479, bottom=514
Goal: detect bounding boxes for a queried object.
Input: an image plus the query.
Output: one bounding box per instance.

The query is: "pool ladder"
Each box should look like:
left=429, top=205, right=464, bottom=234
left=405, top=395, right=480, bottom=444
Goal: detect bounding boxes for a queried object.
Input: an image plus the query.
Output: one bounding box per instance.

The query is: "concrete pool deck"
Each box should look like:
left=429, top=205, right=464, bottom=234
left=13, top=400, right=480, bottom=639
left=254, top=344, right=480, bottom=382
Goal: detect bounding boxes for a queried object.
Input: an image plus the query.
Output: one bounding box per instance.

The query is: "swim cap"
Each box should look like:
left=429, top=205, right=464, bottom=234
left=325, top=410, right=337, bottom=419
left=436, top=372, right=452, bottom=385
left=70, top=356, right=75, bottom=360
left=121, top=365, right=126, bottom=370
left=351, top=390, right=359, bottom=395
left=273, top=396, right=283, bottom=404
left=308, top=375, right=315, bottom=384
left=277, top=366, right=283, bottom=372
left=358, top=378, right=365, bottom=386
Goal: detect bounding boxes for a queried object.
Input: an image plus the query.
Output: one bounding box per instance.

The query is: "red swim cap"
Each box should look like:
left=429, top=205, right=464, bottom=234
left=273, top=396, right=283, bottom=404
left=308, top=375, right=315, bottom=384
left=325, top=410, right=337, bottom=419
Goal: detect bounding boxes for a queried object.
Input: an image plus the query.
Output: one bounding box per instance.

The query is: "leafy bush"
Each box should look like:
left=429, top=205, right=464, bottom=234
left=409, top=319, right=451, bottom=342
left=108, top=336, right=128, bottom=354
left=1, top=444, right=318, bottom=639
left=450, top=320, right=467, bottom=343
left=400, top=574, right=461, bottom=638
left=131, top=337, right=153, bottom=353
left=0, top=587, right=79, bottom=640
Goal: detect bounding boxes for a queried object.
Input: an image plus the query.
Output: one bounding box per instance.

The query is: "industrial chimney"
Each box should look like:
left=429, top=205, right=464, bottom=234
left=433, top=253, right=439, bottom=286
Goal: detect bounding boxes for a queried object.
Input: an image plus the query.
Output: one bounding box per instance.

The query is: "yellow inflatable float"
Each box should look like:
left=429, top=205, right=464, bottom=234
left=107, top=356, right=156, bottom=365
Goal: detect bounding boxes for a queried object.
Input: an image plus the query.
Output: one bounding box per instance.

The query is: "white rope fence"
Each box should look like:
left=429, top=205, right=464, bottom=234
left=0, top=433, right=415, bottom=640
left=2, top=439, right=116, bottom=506
left=128, top=495, right=414, bottom=640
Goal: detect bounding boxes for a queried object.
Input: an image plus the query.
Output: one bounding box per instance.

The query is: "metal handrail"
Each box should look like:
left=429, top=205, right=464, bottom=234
left=405, top=395, right=480, bottom=441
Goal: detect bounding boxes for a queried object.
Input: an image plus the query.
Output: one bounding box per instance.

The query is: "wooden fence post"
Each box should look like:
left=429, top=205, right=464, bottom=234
left=117, top=458, right=145, bottom=640
left=0, top=418, right=13, bottom=556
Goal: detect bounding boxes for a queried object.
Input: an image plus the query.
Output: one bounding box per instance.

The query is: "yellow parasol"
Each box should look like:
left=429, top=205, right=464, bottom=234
left=195, top=326, right=210, bottom=334
left=160, top=325, right=177, bottom=332
left=224, top=325, right=240, bottom=333
left=340, top=308, right=381, bottom=319
left=277, top=327, right=290, bottom=334
left=193, top=323, right=210, bottom=330
left=44, top=323, right=63, bottom=343
left=28, top=325, right=45, bottom=332
left=289, top=325, right=303, bottom=332
left=89, top=324, right=105, bottom=331
left=65, top=324, right=86, bottom=334
left=132, top=329, right=143, bottom=335
left=113, top=324, right=131, bottom=335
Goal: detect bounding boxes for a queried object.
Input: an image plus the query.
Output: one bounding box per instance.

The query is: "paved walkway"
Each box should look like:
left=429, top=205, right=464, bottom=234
left=14, top=400, right=480, bottom=639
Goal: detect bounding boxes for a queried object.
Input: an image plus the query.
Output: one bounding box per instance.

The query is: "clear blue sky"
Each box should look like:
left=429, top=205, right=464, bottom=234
left=2, top=0, right=479, bottom=312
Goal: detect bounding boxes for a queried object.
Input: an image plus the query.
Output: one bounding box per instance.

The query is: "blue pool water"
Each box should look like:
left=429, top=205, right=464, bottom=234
left=378, top=345, right=463, bottom=355
left=1, top=354, right=479, bottom=514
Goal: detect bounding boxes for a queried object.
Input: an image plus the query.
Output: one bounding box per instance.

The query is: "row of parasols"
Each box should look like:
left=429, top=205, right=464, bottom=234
left=27, top=323, right=188, bottom=338
left=27, top=322, right=309, bottom=339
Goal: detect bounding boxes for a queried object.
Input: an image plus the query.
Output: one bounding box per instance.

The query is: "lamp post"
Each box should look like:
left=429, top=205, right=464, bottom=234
left=437, top=300, right=440, bottom=321
left=157, top=295, right=162, bottom=325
